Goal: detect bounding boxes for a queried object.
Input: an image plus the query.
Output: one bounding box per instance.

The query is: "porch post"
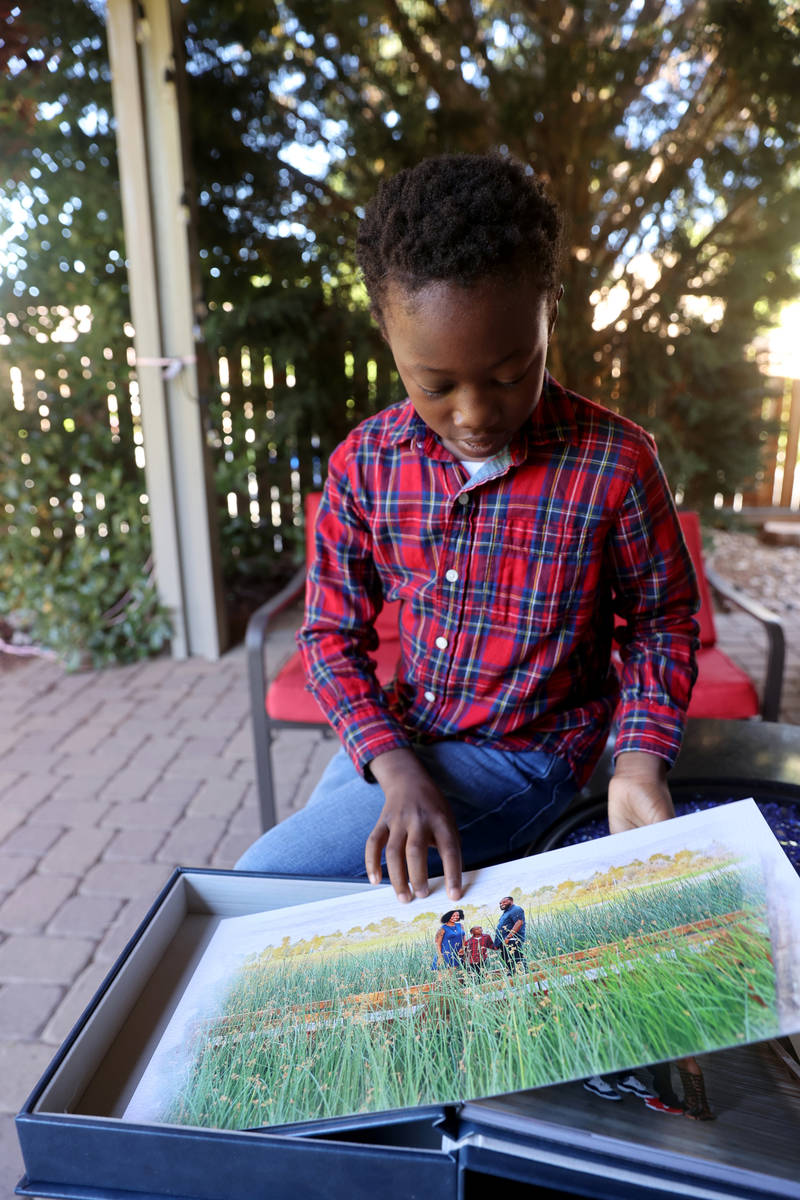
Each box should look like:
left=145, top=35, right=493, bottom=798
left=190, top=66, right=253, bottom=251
left=105, top=0, right=227, bottom=658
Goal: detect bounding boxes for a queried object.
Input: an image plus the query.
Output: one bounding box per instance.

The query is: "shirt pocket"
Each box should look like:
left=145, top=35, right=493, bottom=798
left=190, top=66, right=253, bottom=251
left=372, top=513, right=440, bottom=597
left=477, top=519, right=589, bottom=636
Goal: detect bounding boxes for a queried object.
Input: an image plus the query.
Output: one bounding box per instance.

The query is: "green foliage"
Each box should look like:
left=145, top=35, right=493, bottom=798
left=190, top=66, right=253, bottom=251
left=184, top=0, right=800, bottom=501
left=0, top=0, right=173, bottom=667
left=2, top=0, right=799, bottom=666
left=0, top=320, right=171, bottom=669
left=620, top=320, right=784, bottom=505
left=0, top=1, right=128, bottom=313
left=0, top=471, right=171, bottom=672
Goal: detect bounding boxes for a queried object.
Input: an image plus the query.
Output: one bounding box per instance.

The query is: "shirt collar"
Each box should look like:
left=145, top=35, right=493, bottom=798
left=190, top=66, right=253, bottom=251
left=388, top=372, right=579, bottom=460
left=386, top=401, right=427, bottom=447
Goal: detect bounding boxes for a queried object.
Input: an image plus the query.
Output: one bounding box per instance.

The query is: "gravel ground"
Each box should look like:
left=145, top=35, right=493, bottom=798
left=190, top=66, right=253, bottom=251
left=707, top=527, right=800, bottom=619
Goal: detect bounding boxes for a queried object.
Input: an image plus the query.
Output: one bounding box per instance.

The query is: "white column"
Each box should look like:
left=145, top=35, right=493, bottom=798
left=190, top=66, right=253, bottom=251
left=105, top=0, right=227, bottom=658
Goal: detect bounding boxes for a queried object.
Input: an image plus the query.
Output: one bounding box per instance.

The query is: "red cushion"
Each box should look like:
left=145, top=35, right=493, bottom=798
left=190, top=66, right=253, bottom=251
left=304, top=492, right=322, bottom=567
left=266, top=637, right=402, bottom=722
left=677, top=510, right=717, bottom=648
left=686, top=646, right=759, bottom=719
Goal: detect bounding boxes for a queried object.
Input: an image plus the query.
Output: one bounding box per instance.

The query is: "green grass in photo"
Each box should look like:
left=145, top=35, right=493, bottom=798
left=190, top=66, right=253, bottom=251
left=163, top=867, right=777, bottom=1129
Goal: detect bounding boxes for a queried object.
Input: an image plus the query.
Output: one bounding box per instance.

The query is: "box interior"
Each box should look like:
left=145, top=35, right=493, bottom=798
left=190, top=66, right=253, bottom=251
left=29, top=871, right=377, bottom=1121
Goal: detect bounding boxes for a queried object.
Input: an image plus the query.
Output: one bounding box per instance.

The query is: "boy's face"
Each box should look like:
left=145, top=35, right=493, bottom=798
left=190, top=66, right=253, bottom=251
left=382, top=276, right=558, bottom=461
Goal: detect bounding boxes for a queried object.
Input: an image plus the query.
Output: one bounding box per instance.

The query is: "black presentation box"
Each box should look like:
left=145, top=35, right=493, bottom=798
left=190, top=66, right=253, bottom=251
left=16, top=869, right=458, bottom=1200
left=454, top=1063, right=800, bottom=1200
left=15, top=868, right=800, bottom=1200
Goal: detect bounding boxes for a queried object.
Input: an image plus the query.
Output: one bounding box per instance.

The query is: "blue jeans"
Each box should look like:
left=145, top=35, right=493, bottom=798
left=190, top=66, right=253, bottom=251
left=235, top=741, right=576, bottom=879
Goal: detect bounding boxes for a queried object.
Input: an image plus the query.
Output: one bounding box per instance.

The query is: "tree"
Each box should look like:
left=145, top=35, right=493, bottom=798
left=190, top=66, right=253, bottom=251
left=0, top=0, right=171, bottom=665
left=0, top=2, right=126, bottom=309
left=182, top=0, right=800, bottom=504
left=3, top=1, right=799, bottom=664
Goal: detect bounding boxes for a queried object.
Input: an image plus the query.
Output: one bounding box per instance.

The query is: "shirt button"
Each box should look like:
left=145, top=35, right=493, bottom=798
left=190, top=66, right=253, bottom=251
left=445, top=568, right=459, bottom=583
left=457, top=494, right=469, bottom=506
left=435, top=636, right=449, bottom=650
left=424, top=691, right=436, bottom=702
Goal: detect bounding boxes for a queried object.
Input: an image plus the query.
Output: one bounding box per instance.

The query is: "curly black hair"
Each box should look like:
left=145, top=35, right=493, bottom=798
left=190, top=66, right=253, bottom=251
left=356, top=152, right=564, bottom=326
left=440, top=909, right=465, bottom=924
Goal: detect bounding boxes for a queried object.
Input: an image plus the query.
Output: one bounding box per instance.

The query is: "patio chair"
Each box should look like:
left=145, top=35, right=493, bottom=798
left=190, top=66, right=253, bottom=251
left=673, top=510, right=784, bottom=724
left=246, top=492, right=400, bottom=833
left=247, top=499, right=785, bottom=832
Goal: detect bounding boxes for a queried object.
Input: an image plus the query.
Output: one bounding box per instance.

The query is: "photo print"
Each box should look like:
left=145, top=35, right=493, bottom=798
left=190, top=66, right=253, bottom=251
left=123, top=800, right=800, bottom=1131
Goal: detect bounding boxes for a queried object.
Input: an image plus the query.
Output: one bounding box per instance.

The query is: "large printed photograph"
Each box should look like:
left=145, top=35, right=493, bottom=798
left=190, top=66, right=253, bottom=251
left=123, top=800, right=800, bottom=1130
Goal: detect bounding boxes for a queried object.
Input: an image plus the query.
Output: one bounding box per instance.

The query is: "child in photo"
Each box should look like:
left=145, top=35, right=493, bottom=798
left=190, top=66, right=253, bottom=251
left=463, top=925, right=494, bottom=971
left=237, top=153, right=699, bottom=901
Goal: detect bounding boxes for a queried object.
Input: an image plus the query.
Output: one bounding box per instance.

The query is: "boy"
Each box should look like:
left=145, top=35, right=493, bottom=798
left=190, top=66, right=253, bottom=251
left=463, top=926, right=494, bottom=971
left=237, top=153, right=699, bottom=902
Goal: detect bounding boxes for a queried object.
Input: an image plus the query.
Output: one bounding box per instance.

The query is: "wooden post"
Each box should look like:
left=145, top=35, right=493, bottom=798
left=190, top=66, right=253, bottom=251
left=780, top=379, right=800, bottom=509
left=105, top=0, right=227, bottom=658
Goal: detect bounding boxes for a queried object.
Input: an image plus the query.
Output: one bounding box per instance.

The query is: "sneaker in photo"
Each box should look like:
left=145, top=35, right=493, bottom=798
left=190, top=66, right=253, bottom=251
left=644, top=1096, right=685, bottom=1116
left=582, top=1075, right=622, bottom=1100
left=616, top=1074, right=656, bottom=1099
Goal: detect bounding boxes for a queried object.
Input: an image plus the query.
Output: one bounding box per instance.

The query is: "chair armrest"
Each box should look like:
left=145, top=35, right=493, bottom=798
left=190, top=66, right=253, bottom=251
left=245, top=563, right=307, bottom=834
left=705, top=564, right=786, bottom=722
left=245, top=563, right=307, bottom=705
left=245, top=564, right=307, bottom=655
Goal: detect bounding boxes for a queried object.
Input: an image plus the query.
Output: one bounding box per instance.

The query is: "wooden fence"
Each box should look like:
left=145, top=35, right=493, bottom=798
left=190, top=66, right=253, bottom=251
left=0, top=319, right=389, bottom=563
left=735, top=378, right=800, bottom=512
left=187, top=908, right=769, bottom=1050
left=2, top=310, right=799, bottom=576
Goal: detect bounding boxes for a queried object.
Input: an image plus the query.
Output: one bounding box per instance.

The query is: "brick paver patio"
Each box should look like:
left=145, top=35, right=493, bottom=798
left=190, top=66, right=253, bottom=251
left=1, top=601, right=798, bottom=1197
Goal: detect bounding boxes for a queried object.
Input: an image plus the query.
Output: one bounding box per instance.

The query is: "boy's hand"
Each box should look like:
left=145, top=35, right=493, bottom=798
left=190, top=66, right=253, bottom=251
left=365, top=747, right=463, bottom=904
left=608, top=750, right=674, bottom=833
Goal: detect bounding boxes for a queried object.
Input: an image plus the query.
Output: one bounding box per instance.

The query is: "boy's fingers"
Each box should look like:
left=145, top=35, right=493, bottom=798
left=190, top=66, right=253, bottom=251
left=366, top=797, right=461, bottom=903
left=385, top=836, right=412, bottom=903
left=364, top=821, right=388, bottom=886
left=432, top=815, right=463, bottom=900
left=406, top=831, right=432, bottom=899
left=438, top=838, right=463, bottom=901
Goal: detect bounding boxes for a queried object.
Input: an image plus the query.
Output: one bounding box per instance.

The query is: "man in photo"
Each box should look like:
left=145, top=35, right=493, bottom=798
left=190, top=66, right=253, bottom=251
left=494, top=895, right=526, bottom=972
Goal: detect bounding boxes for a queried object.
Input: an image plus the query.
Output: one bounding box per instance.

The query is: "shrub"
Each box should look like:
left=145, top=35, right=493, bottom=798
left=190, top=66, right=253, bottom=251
left=0, top=327, right=172, bottom=670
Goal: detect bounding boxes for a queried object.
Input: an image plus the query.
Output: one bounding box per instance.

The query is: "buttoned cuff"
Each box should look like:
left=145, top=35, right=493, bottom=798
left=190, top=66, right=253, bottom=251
left=327, top=703, right=413, bottom=779
left=613, top=701, right=686, bottom=769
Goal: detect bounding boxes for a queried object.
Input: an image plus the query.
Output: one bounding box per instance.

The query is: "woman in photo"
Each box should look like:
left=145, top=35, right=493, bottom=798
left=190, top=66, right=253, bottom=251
left=432, top=909, right=466, bottom=969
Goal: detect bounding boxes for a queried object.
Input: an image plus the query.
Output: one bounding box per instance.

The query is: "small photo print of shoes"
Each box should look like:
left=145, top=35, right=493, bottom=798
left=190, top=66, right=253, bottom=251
left=644, top=1096, right=685, bottom=1115
left=582, top=1075, right=622, bottom=1100
left=615, top=1074, right=656, bottom=1100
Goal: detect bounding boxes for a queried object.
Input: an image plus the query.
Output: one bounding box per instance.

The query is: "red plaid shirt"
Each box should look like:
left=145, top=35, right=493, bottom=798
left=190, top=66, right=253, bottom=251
left=464, top=934, right=494, bottom=965
left=298, top=374, right=699, bottom=787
